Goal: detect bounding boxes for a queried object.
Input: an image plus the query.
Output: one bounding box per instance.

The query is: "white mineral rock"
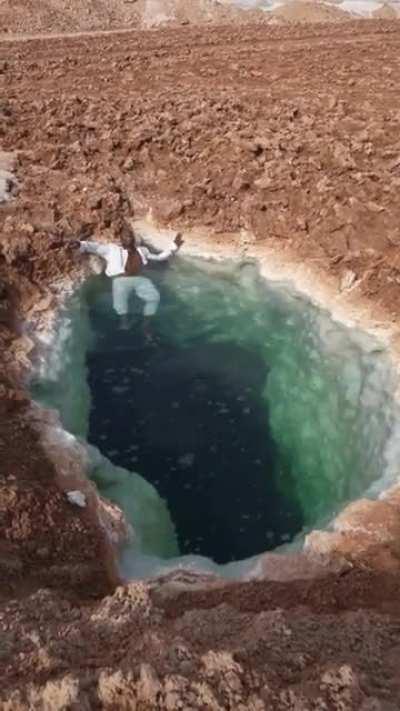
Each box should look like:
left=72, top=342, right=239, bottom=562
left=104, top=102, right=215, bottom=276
left=66, top=490, right=87, bottom=508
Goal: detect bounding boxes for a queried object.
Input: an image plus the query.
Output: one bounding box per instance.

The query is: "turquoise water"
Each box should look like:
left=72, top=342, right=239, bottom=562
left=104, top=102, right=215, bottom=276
left=32, top=257, right=398, bottom=575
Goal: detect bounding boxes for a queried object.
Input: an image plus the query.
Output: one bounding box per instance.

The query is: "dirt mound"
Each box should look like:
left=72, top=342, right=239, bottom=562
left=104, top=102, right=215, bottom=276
left=270, top=0, right=351, bottom=22
left=2, top=0, right=398, bottom=36
left=0, top=0, right=266, bottom=36
left=374, top=1, right=400, bottom=17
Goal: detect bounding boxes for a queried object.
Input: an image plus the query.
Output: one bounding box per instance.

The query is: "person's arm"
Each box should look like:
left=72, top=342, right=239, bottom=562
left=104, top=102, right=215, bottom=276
left=143, top=245, right=178, bottom=263
left=79, top=240, right=110, bottom=259
left=142, top=234, right=184, bottom=262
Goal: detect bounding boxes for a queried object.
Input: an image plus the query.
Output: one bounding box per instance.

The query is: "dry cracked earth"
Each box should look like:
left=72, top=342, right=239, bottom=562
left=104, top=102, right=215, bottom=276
left=1, top=10, right=400, bottom=710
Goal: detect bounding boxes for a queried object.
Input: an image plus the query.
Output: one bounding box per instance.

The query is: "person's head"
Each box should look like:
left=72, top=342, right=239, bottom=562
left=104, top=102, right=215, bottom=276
left=120, top=221, right=139, bottom=253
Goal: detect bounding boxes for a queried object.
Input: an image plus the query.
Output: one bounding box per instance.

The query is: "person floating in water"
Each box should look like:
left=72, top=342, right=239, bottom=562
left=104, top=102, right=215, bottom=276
left=72, top=229, right=184, bottom=328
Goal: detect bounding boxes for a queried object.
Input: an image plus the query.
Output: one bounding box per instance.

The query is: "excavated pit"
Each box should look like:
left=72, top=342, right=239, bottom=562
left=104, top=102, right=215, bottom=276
left=32, top=256, right=400, bottom=579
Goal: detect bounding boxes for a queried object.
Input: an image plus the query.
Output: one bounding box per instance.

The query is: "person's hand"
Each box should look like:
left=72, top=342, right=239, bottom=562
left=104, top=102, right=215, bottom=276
left=174, top=233, right=184, bottom=249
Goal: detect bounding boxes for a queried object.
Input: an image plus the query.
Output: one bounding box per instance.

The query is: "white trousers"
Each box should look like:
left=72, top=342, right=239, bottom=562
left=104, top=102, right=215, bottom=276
left=112, top=276, right=160, bottom=317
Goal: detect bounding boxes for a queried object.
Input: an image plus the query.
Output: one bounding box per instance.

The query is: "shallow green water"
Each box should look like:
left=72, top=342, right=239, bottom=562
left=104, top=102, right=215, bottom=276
left=32, top=257, right=398, bottom=576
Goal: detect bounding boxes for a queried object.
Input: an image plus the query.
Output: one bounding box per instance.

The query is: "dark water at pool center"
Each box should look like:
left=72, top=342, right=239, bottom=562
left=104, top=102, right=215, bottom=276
left=87, top=271, right=304, bottom=564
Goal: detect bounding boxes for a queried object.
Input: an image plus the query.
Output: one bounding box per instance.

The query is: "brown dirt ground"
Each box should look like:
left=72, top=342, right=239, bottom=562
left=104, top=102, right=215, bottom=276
left=1, top=17, right=400, bottom=710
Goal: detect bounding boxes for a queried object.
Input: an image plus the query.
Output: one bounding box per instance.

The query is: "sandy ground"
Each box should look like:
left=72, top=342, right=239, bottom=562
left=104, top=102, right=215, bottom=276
left=2, top=15, right=400, bottom=709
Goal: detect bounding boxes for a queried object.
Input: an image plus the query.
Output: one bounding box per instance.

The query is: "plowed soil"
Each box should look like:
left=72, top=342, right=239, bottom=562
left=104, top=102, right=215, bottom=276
left=1, top=17, right=400, bottom=710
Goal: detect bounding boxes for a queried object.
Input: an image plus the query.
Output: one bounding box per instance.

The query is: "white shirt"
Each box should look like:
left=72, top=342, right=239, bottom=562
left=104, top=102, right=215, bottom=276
left=79, top=240, right=178, bottom=277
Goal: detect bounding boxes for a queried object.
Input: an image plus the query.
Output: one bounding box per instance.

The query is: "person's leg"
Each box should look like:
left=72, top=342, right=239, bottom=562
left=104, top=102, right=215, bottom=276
left=131, top=276, right=160, bottom=318
left=112, top=276, right=137, bottom=328
left=130, top=276, right=160, bottom=341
